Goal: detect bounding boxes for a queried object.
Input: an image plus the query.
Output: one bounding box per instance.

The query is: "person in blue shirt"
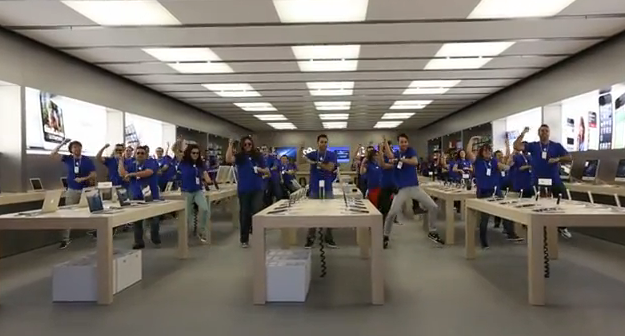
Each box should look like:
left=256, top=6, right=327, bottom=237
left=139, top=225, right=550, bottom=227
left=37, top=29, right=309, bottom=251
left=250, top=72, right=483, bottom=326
left=303, top=134, right=338, bottom=249
left=51, top=139, right=97, bottom=249
left=510, top=146, right=534, bottom=197
left=178, top=143, right=212, bottom=244
left=96, top=143, right=125, bottom=187
left=359, top=148, right=382, bottom=207
left=492, top=144, right=512, bottom=230
left=118, top=146, right=161, bottom=249
left=279, top=155, right=297, bottom=193
left=452, top=149, right=473, bottom=182
left=226, top=136, right=269, bottom=248
left=265, top=147, right=282, bottom=205
left=382, top=134, right=443, bottom=248
left=155, top=143, right=173, bottom=192
left=466, top=137, right=522, bottom=249
left=378, top=140, right=397, bottom=227
left=514, top=124, right=573, bottom=239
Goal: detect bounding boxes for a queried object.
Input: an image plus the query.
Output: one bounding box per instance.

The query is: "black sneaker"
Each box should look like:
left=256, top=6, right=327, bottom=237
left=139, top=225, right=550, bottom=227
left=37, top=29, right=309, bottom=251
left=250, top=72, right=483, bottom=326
left=506, top=235, right=524, bottom=242
left=58, top=240, right=70, bottom=249
left=325, top=240, right=338, bottom=249
left=482, top=245, right=490, bottom=250
left=304, top=239, right=314, bottom=249
left=383, top=236, right=389, bottom=249
left=132, top=243, right=145, bottom=250
left=427, top=232, right=445, bottom=245
left=88, top=231, right=97, bottom=240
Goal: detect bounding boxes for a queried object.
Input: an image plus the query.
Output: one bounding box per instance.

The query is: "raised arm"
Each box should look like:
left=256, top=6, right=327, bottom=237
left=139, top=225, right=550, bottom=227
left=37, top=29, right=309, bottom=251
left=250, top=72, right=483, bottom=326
left=514, top=127, right=530, bottom=151
left=465, top=136, right=480, bottom=162
left=225, top=139, right=235, bottom=164
left=96, top=143, right=110, bottom=163
left=51, top=138, right=71, bottom=161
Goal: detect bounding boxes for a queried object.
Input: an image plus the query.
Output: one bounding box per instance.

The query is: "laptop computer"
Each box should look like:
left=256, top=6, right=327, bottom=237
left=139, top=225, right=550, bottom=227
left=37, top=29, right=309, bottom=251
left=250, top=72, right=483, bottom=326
left=20, top=190, right=63, bottom=216
left=582, top=159, right=600, bottom=182
left=60, top=177, right=68, bottom=189
left=86, top=189, right=123, bottom=215
left=115, top=188, right=146, bottom=207
left=164, top=181, right=173, bottom=192
left=29, top=178, right=44, bottom=191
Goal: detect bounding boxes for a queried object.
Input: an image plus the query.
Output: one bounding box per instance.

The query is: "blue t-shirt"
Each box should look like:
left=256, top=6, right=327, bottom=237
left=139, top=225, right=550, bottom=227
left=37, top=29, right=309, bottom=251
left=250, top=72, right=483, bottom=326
left=306, top=150, right=338, bottom=193
left=179, top=161, right=205, bottom=193
left=280, top=163, right=296, bottom=185
left=448, top=161, right=459, bottom=181
left=511, top=153, right=533, bottom=192
left=234, top=153, right=265, bottom=194
left=474, top=157, right=499, bottom=192
left=103, top=157, right=124, bottom=187
left=524, top=141, right=568, bottom=185
left=156, top=155, right=173, bottom=184
left=381, top=155, right=396, bottom=189
left=395, top=147, right=419, bottom=189
left=366, top=161, right=382, bottom=189
left=62, top=155, right=96, bottom=190
left=268, top=155, right=281, bottom=182
left=171, top=158, right=182, bottom=182
left=124, top=159, right=158, bottom=200
left=457, top=159, right=472, bottom=179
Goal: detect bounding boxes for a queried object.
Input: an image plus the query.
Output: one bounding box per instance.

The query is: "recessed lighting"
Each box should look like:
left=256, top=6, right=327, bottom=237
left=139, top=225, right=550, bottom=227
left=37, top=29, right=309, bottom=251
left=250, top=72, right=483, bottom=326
left=203, top=83, right=260, bottom=97
left=436, top=42, right=515, bottom=57
left=319, top=113, right=349, bottom=120
left=382, top=113, right=414, bottom=119
left=307, top=82, right=355, bottom=96
left=254, top=114, right=287, bottom=121
left=403, top=80, right=461, bottom=95
left=468, top=0, right=575, bottom=18
left=314, top=101, right=351, bottom=110
left=167, top=62, right=233, bottom=74
left=235, top=102, right=277, bottom=112
left=268, top=122, right=297, bottom=130
left=374, top=121, right=403, bottom=129
left=292, top=45, right=360, bottom=72
left=143, top=48, right=223, bottom=62
left=273, top=0, right=369, bottom=23
left=390, top=100, right=432, bottom=109
left=62, top=1, right=181, bottom=26
left=425, top=58, right=492, bottom=70
left=323, top=122, right=348, bottom=129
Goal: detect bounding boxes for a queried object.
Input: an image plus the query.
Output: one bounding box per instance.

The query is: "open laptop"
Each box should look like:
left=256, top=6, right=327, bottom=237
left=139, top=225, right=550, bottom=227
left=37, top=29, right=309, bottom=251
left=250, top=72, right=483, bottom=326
left=115, top=188, right=146, bottom=207
left=616, top=159, right=625, bottom=183
left=60, top=177, right=68, bottom=189
left=29, top=178, right=44, bottom=191
left=20, top=190, right=63, bottom=216
left=164, top=181, right=173, bottom=192
left=582, top=159, right=600, bottom=182
left=86, top=189, right=123, bottom=214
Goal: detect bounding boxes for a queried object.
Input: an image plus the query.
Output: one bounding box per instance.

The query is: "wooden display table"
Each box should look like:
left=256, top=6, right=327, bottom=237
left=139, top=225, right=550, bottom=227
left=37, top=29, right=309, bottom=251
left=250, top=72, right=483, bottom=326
left=0, top=190, right=65, bottom=206
left=0, top=200, right=186, bottom=305
left=421, top=183, right=476, bottom=245
left=464, top=198, right=625, bottom=306
left=161, top=186, right=239, bottom=244
left=252, top=199, right=384, bottom=305
left=564, top=182, right=625, bottom=197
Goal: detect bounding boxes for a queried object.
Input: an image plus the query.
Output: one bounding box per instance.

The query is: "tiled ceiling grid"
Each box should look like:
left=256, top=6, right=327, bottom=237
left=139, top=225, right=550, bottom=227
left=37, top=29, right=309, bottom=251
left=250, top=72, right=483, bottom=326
left=1, top=0, right=625, bottom=131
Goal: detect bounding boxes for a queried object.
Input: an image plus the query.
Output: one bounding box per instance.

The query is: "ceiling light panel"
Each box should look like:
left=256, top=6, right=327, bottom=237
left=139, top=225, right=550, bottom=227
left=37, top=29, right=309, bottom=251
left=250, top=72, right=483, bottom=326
left=390, top=100, right=432, bottom=110
left=255, top=114, right=287, bottom=121
left=273, top=0, right=369, bottom=23
left=314, top=101, right=351, bottom=110
left=307, top=82, right=355, bottom=96
left=62, top=1, right=181, bottom=26
left=382, top=113, right=415, bottom=120
left=374, top=121, right=403, bottom=129
left=143, top=48, right=223, bottom=62
left=323, top=122, right=348, bottom=129
left=235, top=103, right=277, bottom=112
left=319, top=113, right=349, bottom=120
left=268, top=122, right=297, bottom=130
left=436, top=42, right=515, bottom=57
left=167, top=62, right=233, bottom=74
left=203, top=83, right=260, bottom=97
left=425, top=57, right=492, bottom=70
left=403, top=80, right=461, bottom=95
left=468, top=0, right=576, bottom=19
left=292, top=45, right=360, bottom=72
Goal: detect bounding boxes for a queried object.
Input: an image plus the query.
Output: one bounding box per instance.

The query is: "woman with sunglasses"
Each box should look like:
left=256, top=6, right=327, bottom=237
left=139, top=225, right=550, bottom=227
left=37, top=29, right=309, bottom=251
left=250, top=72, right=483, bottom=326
left=226, top=136, right=269, bottom=247
left=179, top=144, right=212, bottom=243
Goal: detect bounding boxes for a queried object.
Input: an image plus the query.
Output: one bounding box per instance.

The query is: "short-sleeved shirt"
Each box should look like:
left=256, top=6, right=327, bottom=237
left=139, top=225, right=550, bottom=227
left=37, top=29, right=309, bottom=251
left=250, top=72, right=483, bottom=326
left=268, top=155, right=281, bottom=182
left=280, top=163, right=296, bottom=185
left=179, top=161, right=205, bottom=193
left=234, top=152, right=265, bottom=194
left=474, top=157, right=499, bottom=192
left=524, top=141, right=568, bottom=185
left=103, top=157, right=124, bottom=187
left=156, top=155, right=173, bottom=184
left=306, top=150, right=338, bottom=193
left=394, top=147, right=419, bottom=189
left=62, top=155, right=96, bottom=190
left=381, top=155, right=396, bottom=189
left=366, top=161, right=382, bottom=189
left=124, top=159, right=158, bottom=200
left=511, top=153, right=533, bottom=192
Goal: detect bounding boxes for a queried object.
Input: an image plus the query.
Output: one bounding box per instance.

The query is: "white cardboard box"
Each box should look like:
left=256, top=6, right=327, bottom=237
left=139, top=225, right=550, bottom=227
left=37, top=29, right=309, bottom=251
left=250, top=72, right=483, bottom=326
left=52, top=250, right=142, bottom=302
left=266, top=249, right=311, bottom=302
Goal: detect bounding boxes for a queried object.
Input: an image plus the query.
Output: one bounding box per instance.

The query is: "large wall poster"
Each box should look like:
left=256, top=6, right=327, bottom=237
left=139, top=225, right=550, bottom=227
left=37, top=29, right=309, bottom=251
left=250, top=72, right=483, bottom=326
left=125, top=113, right=176, bottom=153
left=560, top=90, right=599, bottom=152
left=500, top=107, right=542, bottom=153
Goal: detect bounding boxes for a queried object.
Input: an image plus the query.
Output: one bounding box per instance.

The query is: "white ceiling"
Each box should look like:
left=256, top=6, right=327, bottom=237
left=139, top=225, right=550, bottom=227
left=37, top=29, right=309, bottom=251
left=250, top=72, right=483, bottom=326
left=1, top=0, right=624, bottom=131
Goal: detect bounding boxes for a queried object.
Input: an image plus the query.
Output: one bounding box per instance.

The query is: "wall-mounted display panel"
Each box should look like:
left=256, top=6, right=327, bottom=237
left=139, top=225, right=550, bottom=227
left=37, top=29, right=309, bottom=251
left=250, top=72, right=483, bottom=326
left=126, top=113, right=175, bottom=151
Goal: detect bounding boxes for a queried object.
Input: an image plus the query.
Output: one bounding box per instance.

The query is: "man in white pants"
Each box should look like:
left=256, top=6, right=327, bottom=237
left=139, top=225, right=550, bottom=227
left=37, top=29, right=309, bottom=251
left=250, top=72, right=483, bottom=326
left=381, top=134, right=444, bottom=249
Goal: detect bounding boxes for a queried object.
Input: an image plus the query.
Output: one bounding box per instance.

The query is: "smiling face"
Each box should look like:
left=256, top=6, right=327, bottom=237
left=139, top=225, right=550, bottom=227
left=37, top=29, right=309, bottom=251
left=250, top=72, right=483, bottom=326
left=538, top=125, right=550, bottom=142
left=125, top=146, right=134, bottom=158
left=317, top=136, right=328, bottom=151
left=398, top=136, right=409, bottom=151
left=242, top=139, right=254, bottom=153
left=114, top=145, right=124, bottom=157
left=135, top=148, right=147, bottom=163
left=280, top=156, right=288, bottom=165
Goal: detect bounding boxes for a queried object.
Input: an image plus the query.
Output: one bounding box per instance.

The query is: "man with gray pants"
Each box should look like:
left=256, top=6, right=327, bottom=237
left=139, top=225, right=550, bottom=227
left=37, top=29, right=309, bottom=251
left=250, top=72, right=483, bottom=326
left=51, top=139, right=97, bottom=249
left=381, top=134, right=444, bottom=249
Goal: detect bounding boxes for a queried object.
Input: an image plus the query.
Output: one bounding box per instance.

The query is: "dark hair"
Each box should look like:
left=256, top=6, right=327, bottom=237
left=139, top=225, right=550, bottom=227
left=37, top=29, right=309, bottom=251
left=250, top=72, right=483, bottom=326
left=115, top=143, right=124, bottom=148
left=477, top=144, right=492, bottom=159
left=539, top=124, right=549, bottom=129
left=366, top=148, right=377, bottom=162
left=239, top=136, right=256, bottom=153
left=183, top=144, right=204, bottom=166
left=235, top=136, right=261, bottom=164
left=135, top=145, right=148, bottom=153
left=494, top=150, right=502, bottom=156
left=317, top=134, right=328, bottom=142
left=387, top=140, right=392, bottom=146
left=68, top=140, right=82, bottom=152
left=397, top=133, right=409, bottom=141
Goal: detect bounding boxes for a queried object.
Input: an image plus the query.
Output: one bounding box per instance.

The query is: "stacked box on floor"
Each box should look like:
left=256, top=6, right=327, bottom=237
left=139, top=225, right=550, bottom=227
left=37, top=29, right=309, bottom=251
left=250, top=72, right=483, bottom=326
left=266, top=249, right=312, bottom=302
left=52, top=249, right=142, bottom=302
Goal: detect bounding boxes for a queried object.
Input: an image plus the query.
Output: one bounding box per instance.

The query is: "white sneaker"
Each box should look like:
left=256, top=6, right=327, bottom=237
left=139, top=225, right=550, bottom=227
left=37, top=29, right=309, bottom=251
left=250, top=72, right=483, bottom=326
left=559, top=228, right=572, bottom=239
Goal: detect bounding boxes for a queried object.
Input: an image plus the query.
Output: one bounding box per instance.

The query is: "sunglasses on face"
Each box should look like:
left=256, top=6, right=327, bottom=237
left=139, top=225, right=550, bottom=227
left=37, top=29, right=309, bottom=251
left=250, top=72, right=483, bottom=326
left=115, top=149, right=123, bottom=153
left=191, top=151, right=200, bottom=155
left=244, top=142, right=252, bottom=147
left=136, top=152, right=146, bottom=155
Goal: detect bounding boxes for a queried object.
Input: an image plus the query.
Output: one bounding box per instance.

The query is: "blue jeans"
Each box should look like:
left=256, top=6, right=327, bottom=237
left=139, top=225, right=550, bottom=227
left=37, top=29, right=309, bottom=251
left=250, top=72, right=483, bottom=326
left=477, top=189, right=515, bottom=247
left=134, top=217, right=161, bottom=245
left=238, top=190, right=263, bottom=244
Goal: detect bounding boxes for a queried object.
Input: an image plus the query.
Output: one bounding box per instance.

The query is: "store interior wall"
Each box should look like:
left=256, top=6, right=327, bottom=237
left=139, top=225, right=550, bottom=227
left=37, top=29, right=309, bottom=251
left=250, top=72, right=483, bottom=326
left=0, top=28, right=247, bottom=140
left=176, top=127, right=208, bottom=152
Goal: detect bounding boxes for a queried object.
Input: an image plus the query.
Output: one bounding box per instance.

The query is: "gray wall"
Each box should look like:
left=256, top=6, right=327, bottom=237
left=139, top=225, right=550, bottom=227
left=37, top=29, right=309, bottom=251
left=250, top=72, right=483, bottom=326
left=0, top=28, right=247, bottom=140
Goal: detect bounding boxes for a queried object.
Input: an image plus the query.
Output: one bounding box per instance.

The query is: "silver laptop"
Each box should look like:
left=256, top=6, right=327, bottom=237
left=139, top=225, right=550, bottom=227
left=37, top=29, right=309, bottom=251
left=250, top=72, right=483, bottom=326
left=29, top=178, right=44, bottom=191
left=20, top=190, right=63, bottom=216
left=86, top=189, right=123, bottom=215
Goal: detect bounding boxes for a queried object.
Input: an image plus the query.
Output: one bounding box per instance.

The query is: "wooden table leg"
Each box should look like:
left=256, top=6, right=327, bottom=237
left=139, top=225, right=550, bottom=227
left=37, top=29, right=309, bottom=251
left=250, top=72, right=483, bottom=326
left=370, top=222, right=384, bottom=305
left=207, top=199, right=213, bottom=245
left=527, top=224, right=546, bottom=306
left=177, top=209, right=189, bottom=259
left=97, top=225, right=114, bottom=305
left=546, top=225, right=559, bottom=260
left=231, top=196, right=240, bottom=229
left=515, top=223, right=526, bottom=239
left=358, top=227, right=371, bottom=259
left=465, top=208, right=478, bottom=259
left=460, top=200, right=466, bottom=221
left=252, top=224, right=267, bottom=305
left=445, top=199, right=455, bottom=245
